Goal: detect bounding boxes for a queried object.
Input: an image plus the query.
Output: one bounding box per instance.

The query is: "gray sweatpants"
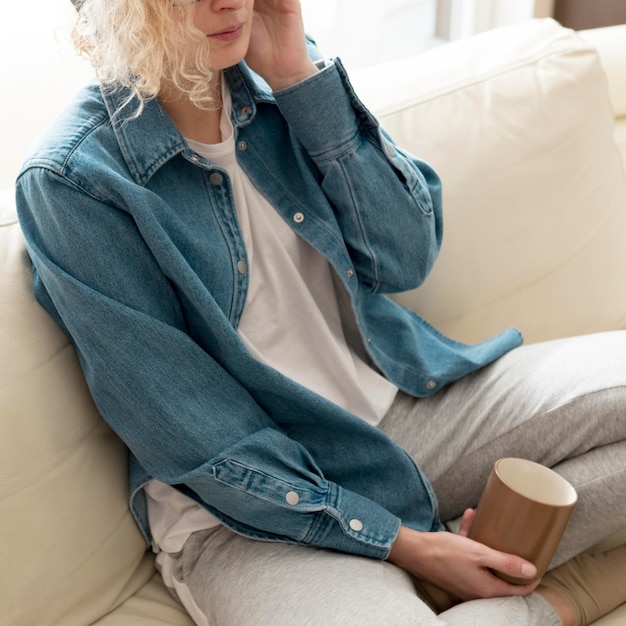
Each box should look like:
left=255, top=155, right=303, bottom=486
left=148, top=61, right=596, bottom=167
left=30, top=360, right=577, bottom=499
left=167, top=331, right=626, bottom=625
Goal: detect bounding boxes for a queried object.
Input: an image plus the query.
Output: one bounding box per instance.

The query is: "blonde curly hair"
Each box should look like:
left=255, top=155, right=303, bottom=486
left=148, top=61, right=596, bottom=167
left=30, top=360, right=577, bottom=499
left=72, top=0, right=220, bottom=116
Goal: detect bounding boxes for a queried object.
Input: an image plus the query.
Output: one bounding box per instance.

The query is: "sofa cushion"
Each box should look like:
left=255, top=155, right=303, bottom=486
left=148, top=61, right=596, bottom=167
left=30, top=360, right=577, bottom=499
left=579, top=25, right=626, bottom=120
left=615, top=119, right=626, bottom=175
left=352, top=19, right=626, bottom=344
left=579, top=25, right=626, bottom=179
left=92, top=574, right=194, bottom=626
left=0, top=191, right=155, bottom=624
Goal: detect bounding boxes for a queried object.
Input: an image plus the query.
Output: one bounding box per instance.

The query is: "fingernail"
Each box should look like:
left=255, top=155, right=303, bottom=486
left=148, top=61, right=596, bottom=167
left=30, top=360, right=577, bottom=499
left=521, top=563, right=536, bottom=578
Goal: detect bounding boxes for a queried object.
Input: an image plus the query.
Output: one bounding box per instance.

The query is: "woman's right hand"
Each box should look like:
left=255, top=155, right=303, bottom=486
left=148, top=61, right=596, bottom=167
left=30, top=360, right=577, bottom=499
left=387, top=509, right=540, bottom=610
left=246, top=0, right=318, bottom=91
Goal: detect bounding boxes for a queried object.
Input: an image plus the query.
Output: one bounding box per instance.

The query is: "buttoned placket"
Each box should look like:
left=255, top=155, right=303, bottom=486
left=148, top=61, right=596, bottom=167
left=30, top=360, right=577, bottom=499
left=189, top=152, right=250, bottom=328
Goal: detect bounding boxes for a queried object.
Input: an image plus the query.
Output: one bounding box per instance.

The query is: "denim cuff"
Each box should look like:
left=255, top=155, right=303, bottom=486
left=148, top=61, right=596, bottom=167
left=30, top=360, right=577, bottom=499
left=305, top=482, right=401, bottom=559
left=273, top=60, right=363, bottom=161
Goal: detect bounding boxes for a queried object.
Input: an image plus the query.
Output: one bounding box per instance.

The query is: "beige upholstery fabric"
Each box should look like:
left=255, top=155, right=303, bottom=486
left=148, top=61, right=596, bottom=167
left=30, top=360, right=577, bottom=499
left=580, top=25, right=626, bottom=180
left=595, top=606, right=626, bottom=626
left=352, top=19, right=626, bottom=345
left=0, top=195, right=155, bottom=625
left=92, top=575, right=193, bottom=626
left=617, top=128, right=626, bottom=177
left=579, top=25, right=626, bottom=119
left=616, top=121, right=626, bottom=172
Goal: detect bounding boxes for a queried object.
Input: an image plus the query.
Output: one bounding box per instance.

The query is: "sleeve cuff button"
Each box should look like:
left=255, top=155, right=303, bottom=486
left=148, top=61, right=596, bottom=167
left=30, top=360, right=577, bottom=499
left=286, top=491, right=300, bottom=506
left=349, top=519, right=364, bottom=532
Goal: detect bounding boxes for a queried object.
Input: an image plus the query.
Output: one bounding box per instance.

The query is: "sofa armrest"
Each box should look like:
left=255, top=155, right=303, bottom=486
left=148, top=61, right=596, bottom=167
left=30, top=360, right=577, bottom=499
left=578, top=25, right=626, bottom=119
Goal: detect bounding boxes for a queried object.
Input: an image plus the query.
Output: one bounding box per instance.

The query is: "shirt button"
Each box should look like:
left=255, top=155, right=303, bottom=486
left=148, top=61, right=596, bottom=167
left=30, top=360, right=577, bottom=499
left=285, top=491, right=300, bottom=506
left=209, top=172, right=223, bottom=186
left=237, top=260, right=248, bottom=275
left=190, top=154, right=200, bottom=163
left=347, top=268, right=354, bottom=278
left=238, top=141, right=247, bottom=151
left=293, top=212, right=305, bottom=223
left=426, top=380, right=437, bottom=390
left=349, top=519, right=364, bottom=532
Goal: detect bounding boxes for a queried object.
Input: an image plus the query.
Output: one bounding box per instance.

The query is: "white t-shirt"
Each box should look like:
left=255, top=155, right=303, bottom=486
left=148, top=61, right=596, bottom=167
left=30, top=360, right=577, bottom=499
left=145, top=81, right=398, bottom=575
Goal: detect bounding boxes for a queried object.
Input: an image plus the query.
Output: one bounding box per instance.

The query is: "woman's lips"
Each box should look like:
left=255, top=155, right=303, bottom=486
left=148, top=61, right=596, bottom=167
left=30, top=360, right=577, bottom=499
left=208, top=23, right=244, bottom=41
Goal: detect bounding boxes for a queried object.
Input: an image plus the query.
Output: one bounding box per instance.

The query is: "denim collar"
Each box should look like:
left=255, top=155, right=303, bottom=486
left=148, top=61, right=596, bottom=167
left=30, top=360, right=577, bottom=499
left=100, top=62, right=275, bottom=186
left=225, top=62, right=275, bottom=126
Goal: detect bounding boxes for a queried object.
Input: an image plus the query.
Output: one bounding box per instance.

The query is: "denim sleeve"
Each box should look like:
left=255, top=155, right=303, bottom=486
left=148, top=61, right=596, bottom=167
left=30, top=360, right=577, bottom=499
left=16, top=168, right=402, bottom=559
left=273, top=59, right=443, bottom=294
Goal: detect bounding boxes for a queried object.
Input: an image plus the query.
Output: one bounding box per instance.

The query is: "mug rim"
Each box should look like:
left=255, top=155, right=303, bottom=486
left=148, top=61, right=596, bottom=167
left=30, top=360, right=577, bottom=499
left=495, top=457, right=578, bottom=507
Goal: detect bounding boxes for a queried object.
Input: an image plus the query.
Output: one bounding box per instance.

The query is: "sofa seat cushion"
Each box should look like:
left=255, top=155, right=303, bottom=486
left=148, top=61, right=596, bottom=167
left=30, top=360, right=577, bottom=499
left=594, top=602, right=626, bottom=626
left=92, top=574, right=193, bottom=626
left=352, top=19, right=626, bottom=345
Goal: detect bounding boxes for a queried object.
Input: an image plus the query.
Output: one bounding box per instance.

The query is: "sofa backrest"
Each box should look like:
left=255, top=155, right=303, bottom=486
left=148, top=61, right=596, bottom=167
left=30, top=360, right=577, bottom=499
left=579, top=24, right=626, bottom=168
left=580, top=24, right=626, bottom=123
left=0, top=191, right=154, bottom=624
left=352, top=18, right=626, bottom=345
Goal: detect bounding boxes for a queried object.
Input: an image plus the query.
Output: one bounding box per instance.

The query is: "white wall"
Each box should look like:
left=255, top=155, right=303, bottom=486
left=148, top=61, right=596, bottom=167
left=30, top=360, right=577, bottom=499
left=301, top=0, right=536, bottom=66
left=1, top=0, right=92, bottom=188
left=301, top=0, right=441, bottom=70
left=437, top=0, right=535, bottom=40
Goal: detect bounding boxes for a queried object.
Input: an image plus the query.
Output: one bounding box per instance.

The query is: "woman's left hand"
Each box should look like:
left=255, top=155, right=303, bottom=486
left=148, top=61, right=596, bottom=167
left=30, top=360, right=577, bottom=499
left=245, top=0, right=318, bottom=91
left=387, top=509, right=541, bottom=613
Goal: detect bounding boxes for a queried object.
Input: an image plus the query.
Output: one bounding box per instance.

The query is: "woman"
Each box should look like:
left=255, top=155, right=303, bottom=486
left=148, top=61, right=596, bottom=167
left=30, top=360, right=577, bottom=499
left=16, top=0, right=626, bottom=624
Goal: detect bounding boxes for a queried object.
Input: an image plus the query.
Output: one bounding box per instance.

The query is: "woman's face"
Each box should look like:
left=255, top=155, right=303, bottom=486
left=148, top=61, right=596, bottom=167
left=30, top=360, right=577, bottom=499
left=189, top=0, right=255, bottom=70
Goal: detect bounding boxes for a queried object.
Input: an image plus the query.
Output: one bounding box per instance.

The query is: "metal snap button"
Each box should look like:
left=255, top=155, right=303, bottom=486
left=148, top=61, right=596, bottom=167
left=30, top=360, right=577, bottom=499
left=209, top=172, right=223, bottom=186
left=293, top=212, right=305, bottom=223
left=237, top=260, right=248, bottom=275
left=286, top=491, right=300, bottom=506
left=349, top=519, right=364, bottom=532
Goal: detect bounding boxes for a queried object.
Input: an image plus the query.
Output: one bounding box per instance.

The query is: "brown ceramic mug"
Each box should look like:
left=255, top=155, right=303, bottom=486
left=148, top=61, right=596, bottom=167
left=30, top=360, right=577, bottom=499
left=467, top=457, right=578, bottom=584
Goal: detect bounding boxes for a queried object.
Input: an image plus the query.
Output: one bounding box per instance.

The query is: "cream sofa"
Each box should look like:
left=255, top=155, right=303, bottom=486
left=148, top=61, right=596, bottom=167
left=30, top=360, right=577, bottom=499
left=1, top=18, right=625, bottom=626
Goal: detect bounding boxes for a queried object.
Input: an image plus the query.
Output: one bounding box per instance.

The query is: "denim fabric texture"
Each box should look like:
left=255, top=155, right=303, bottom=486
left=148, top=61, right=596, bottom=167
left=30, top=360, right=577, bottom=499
left=16, top=54, right=522, bottom=559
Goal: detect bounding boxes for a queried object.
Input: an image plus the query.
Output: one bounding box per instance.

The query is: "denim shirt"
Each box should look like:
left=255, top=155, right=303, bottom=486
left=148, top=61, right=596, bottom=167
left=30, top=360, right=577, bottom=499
left=16, top=55, right=522, bottom=560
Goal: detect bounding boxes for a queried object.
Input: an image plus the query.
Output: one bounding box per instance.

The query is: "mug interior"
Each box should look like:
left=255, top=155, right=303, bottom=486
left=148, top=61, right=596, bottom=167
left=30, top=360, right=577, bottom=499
left=496, top=458, right=577, bottom=506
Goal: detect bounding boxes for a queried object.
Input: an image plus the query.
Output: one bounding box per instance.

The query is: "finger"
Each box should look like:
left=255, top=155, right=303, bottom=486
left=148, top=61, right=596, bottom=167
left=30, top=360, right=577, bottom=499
left=486, top=572, right=542, bottom=598
left=487, top=549, right=537, bottom=583
left=458, top=508, right=475, bottom=537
